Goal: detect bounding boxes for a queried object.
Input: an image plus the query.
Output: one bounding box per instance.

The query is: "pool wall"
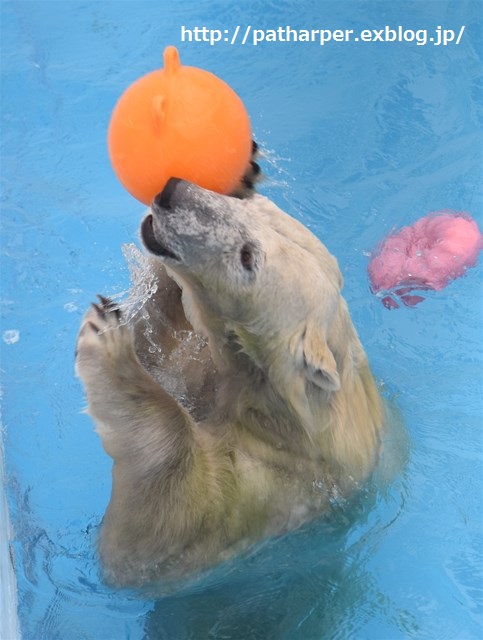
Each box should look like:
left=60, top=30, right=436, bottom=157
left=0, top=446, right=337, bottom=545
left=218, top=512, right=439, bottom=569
left=0, top=436, right=19, bottom=640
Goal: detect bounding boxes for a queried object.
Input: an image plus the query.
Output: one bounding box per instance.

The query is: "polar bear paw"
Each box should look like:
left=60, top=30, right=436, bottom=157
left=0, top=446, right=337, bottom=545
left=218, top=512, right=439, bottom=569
left=76, top=296, right=135, bottom=378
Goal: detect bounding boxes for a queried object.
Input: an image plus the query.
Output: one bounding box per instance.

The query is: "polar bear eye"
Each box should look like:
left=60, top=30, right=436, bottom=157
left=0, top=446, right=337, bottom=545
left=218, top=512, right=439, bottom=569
left=240, top=244, right=255, bottom=271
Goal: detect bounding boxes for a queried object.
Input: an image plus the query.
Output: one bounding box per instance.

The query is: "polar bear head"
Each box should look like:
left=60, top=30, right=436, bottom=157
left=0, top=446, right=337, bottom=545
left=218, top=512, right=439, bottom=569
left=141, top=179, right=364, bottom=396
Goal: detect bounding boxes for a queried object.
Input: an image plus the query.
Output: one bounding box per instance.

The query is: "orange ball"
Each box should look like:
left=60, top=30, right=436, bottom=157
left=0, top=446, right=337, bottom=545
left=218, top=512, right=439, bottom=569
left=108, top=46, right=252, bottom=205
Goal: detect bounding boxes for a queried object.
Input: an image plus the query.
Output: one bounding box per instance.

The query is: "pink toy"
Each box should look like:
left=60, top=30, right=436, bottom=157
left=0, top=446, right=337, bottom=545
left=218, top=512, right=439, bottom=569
left=368, top=211, right=482, bottom=309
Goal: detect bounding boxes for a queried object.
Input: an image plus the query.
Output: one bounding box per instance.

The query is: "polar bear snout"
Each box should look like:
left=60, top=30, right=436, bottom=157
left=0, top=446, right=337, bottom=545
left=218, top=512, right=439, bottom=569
left=152, top=178, right=214, bottom=213
left=141, top=214, right=180, bottom=261
left=142, top=179, right=215, bottom=265
left=153, top=177, right=185, bottom=210
left=151, top=179, right=232, bottom=222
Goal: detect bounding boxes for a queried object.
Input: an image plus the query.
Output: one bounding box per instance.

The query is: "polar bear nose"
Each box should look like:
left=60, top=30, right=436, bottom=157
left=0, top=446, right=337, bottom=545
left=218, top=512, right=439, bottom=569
left=153, top=178, right=185, bottom=210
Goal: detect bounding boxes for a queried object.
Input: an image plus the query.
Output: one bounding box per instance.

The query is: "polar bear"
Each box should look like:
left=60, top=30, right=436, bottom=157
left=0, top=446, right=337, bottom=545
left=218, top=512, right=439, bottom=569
left=75, top=179, right=385, bottom=587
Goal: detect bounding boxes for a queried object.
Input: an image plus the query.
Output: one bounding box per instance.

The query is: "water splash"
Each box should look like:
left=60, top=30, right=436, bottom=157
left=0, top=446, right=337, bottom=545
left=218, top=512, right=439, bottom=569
left=117, top=244, right=159, bottom=323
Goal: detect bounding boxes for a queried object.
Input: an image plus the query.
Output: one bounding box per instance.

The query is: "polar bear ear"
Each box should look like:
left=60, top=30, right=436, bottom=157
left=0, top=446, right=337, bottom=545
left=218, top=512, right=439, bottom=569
left=297, top=322, right=340, bottom=392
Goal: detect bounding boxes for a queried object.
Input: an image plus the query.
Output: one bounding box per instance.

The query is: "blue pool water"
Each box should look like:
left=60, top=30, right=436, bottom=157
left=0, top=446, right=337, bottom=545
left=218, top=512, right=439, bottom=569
left=1, top=1, right=482, bottom=638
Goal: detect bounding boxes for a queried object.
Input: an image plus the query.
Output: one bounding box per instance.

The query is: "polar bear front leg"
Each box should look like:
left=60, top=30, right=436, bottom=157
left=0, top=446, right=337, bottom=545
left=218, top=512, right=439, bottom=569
left=75, top=296, right=195, bottom=467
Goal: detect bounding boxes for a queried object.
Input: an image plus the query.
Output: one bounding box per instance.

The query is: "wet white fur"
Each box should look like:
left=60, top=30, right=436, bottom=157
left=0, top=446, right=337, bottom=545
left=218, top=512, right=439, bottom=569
left=76, top=187, right=385, bottom=587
